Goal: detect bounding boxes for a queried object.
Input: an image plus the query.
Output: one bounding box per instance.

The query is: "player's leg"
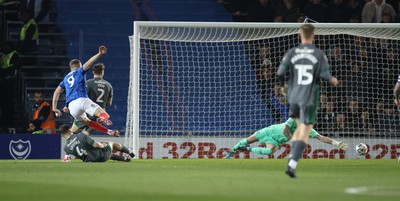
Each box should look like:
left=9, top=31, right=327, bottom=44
left=285, top=104, right=300, bottom=177
left=70, top=120, right=85, bottom=133
left=232, top=133, right=258, bottom=151
left=296, top=119, right=312, bottom=142
left=225, top=129, right=271, bottom=158
left=83, top=114, right=97, bottom=135
left=94, top=142, right=114, bottom=162
left=69, top=102, right=118, bottom=137
left=79, top=98, right=119, bottom=136
left=81, top=97, right=112, bottom=126
left=224, top=133, right=258, bottom=158
left=101, top=142, right=131, bottom=162
left=93, top=107, right=112, bottom=126
left=80, top=117, right=119, bottom=137
left=244, top=142, right=277, bottom=155
left=287, top=120, right=311, bottom=169
left=94, top=142, right=129, bottom=162
left=80, top=116, right=106, bottom=133
left=109, top=141, right=136, bottom=158
left=237, top=130, right=278, bottom=155
left=110, top=154, right=131, bottom=162
left=286, top=104, right=316, bottom=178
left=74, top=115, right=97, bottom=136
left=68, top=99, right=110, bottom=135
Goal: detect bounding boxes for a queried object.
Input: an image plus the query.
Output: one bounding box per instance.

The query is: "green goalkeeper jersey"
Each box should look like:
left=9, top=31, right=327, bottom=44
left=256, top=118, right=318, bottom=146
left=284, top=117, right=318, bottom=138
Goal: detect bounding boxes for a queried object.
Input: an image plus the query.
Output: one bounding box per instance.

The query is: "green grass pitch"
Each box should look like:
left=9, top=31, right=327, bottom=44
left=0, top=159, right=399, bottom=201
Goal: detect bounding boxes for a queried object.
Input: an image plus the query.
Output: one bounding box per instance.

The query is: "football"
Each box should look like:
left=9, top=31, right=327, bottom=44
left=355, top=143, right=368, bottom=155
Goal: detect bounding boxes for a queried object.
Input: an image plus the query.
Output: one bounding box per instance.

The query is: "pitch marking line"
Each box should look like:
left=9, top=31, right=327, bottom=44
left=345, top=186, right=400, bottom=196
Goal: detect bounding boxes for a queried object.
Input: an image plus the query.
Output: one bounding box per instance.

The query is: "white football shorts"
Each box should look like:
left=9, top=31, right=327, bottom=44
left=68, top=97, right=100, bottom=121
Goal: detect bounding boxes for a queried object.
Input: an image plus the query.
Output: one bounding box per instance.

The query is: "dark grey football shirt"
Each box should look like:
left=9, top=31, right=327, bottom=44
left=64, top=133, right=109, bottom=162
left=86, top=77, right=113, bottom=109
left=277, top=44, right=332, bottom=106
left=64, top=133, right=94, bottom=162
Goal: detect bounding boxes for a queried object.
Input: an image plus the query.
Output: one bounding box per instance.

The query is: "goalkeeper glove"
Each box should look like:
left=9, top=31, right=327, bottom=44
left=333, top=140, right=348, bottom=150
left=338, top=141, right=348, bottom=150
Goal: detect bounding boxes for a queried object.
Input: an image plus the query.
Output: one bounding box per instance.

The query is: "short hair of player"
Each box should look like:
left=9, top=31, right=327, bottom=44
left=59, top=124, right=71, bottom=135
left=92, top=63, right=105, bottom=75
left=300, top=24, right=315, bottom=40
left=69, top=59, right=81, bottom=70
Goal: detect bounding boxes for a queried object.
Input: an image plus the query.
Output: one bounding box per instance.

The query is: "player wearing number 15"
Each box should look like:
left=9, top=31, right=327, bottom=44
left=52, top=45, right=119, bottom=137
left=277, top=24, right=339, bottom=178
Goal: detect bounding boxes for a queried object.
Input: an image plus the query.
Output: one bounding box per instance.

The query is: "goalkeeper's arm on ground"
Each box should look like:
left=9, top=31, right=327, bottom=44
left=314, top=133, right=348, bottom=150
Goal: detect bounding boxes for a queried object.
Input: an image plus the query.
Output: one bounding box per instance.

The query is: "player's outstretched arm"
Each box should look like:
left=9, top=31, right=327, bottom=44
left=83, top=45, right=108, bottom=71
left=52, top=86, right=64, bottom=117
left=315, top=133, right=348, bottom=150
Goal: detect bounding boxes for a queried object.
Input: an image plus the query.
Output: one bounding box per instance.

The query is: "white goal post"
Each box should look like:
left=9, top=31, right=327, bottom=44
left=127, top=21, right=400, bottom=159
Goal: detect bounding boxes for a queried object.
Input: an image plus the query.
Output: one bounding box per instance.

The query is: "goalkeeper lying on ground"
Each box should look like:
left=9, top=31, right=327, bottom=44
left=225, top=117, right=348, bottom=158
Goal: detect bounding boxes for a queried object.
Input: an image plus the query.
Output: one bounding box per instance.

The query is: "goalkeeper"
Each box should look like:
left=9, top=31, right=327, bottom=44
left=225, top=117, right=348, bottom=158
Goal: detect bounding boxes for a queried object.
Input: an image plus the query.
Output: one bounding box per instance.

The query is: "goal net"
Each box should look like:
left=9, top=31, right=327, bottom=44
left=127, top=22, right=400, bottom=159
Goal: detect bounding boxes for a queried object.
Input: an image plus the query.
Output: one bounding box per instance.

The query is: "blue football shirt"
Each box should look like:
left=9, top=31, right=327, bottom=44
left=59, top=67, right=89, bottom=104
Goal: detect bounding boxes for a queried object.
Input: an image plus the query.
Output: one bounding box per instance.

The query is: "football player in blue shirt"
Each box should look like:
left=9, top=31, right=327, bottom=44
left=52, top=45, right=119, bottom=136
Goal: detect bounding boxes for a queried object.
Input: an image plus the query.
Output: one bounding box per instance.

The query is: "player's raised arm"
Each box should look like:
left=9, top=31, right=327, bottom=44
left=83, top=45, right=108, bottom=71
left=52, top=86, right=64, bottom=117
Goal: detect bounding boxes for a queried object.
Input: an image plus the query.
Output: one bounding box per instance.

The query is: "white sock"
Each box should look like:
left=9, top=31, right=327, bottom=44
left=288, top=159, right=298, bottom=169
